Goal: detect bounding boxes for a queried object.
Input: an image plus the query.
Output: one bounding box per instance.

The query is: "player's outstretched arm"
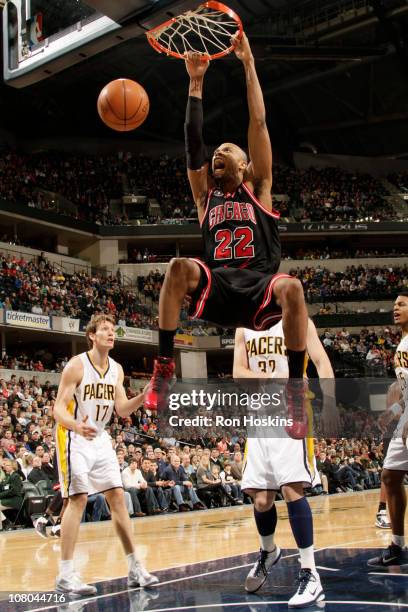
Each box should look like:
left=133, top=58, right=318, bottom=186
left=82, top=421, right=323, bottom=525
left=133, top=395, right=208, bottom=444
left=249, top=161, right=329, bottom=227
left=378, top=380, right=403, bottom=433
left=115, top=364, right=145, bottom=417
left=306, top=319, right=334, bottom=379
left=233, top=327, right=269, bottom=379
left=54, top=357, right=96, bottom=439
left=306, top=319, right=340, bottom=436
left=232, top=32, right=272, bottom=208
left=184, top=52, right=211, bottom=218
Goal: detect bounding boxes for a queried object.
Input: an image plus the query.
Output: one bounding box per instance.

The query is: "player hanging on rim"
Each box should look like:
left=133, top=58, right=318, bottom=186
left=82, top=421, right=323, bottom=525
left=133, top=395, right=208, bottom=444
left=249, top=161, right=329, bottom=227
left=145, top=32, right=309, bottom=436
left=53, top=314, right=158, bottom=595
left=234, top=317, right=337, bottom=608
left=368, top=293, right=408, bottom=568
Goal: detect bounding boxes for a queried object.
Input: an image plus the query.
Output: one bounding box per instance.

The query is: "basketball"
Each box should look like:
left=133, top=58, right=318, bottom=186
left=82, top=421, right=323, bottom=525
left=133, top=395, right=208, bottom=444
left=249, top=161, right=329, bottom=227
left=97, top=78, right=149, bottom=132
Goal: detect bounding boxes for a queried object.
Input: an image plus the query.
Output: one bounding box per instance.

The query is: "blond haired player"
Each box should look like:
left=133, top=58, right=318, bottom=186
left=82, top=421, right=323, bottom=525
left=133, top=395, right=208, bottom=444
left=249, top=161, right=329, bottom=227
left=234, top=317, right=337, bottom=608
left=54, top=314, right=158, bottom=595
left=368, top=294, right=408, bottom=568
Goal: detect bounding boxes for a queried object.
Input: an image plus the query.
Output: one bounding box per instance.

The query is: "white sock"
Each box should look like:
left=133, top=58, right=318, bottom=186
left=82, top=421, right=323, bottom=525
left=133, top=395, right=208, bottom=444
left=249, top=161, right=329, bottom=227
left=392, top=535, right=405, bottom=548
left=126, top=552, right=139, bottom=570
left=59, top=559, right=74, bottom=576
left=299, top=545, right=316, bottom=571
left=259, top=533, right=275, bottom=552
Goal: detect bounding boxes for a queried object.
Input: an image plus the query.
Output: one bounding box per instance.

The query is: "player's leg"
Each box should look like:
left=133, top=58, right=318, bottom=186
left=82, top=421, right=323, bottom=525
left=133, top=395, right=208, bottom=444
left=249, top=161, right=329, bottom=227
left=104, top=487, right=158, bottom=587
left=376, top=479, right=391, bottom=529
left=56, top=493, right=97, bottom=595
left=244, top=488, right=281, bottom=593
left=272, top=277, right=309, bottom=439
left=281, top=482, right=324, bottom=607
left=368, top=468, right=408, bottom=566
left=273, top=277, right=308, bottom=378
left=145, top=257, right=201, bottom=409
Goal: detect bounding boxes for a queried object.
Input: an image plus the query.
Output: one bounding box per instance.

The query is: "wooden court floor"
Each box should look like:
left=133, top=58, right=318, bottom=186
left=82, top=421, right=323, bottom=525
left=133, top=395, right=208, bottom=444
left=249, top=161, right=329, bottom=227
left=0, top=489, right=401, bottom=594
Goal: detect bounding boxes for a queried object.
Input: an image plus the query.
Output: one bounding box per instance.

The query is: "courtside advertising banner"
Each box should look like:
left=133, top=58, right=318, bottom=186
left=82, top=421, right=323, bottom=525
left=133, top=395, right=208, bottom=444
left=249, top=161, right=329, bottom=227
left=52, top=317, right=80, bottom=333
left=115, top=325, right=156, bottom=344
left=5, top=310, right=51, bottom=330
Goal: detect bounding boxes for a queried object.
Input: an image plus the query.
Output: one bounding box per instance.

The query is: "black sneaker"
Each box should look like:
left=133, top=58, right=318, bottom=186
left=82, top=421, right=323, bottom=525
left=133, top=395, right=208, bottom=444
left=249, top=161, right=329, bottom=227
left=245, top=547, right=281, bottom=593
left=367, top=544, right=408, bottom=568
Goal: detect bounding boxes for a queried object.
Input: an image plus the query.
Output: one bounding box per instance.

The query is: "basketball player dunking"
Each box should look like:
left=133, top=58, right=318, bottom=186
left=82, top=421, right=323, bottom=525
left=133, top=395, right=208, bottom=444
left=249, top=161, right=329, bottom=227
left=368, top=294, right=408, bottom=567
left=53, top=314, right=158, bottom=595
left=145, top=32, right=309, bottom=434
left=234, top=317, right=335, bottom=607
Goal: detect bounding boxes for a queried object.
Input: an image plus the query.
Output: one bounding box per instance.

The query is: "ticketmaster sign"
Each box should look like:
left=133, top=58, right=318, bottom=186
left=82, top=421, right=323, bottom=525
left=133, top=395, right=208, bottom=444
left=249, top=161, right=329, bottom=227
left=5, top=310, right=51, bottom=330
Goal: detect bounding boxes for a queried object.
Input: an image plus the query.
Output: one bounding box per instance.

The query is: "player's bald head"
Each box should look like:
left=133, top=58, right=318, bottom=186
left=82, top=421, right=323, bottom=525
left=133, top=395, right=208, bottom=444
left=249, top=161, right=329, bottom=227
left=223, top=143, right=247, bottom=162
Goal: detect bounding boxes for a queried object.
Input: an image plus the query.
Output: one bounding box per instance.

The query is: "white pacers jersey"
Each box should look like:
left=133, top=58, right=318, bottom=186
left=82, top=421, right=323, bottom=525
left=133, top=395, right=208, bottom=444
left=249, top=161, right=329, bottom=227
left=244, top=320, right=289, bottom=378
left=383, top=334, right=408, bottom=471
left=56, top=352, right=121, bottom=497
left=71, top=352, right=119, bottom=435
left=393, top=334, right=408, bottom=439
left=241, top=321, right=318, bottom=490
left=395, top=334, right=408, bottom=409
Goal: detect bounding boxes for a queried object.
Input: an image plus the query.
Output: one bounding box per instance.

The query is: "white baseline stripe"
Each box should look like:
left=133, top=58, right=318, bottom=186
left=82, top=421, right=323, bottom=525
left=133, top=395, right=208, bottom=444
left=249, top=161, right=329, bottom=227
left=369, top=572, right=408, bottom=577
left=104, top=600, right=408, bottom=612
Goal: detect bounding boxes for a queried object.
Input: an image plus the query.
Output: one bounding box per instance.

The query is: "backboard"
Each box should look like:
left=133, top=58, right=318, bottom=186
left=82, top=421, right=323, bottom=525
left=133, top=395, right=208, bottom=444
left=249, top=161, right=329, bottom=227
left=3, top=0, right=199, bottom=88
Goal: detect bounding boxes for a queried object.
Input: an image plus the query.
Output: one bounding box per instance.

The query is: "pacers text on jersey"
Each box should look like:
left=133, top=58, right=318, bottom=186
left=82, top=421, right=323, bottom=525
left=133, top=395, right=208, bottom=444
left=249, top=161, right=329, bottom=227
left=83, top=383, right=115, bottom=401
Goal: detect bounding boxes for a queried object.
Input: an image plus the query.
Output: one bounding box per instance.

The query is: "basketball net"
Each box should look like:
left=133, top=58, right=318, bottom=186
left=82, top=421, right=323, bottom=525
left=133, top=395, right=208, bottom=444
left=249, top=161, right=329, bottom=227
left=146, top=1, right=243, bottom=60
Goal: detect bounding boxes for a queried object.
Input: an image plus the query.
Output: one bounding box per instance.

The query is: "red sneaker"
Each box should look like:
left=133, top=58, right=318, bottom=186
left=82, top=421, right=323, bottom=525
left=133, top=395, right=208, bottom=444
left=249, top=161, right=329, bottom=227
left=285, top=380, right=309, bottom=440
left=144, top=357, right=176, bottom=410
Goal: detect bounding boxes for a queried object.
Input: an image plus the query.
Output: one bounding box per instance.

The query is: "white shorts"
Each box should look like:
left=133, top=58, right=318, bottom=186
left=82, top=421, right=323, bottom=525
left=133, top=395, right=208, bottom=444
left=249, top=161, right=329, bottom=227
left=56, top=426, right=122, bottom=497
left=242, top=434, right=314, bottom=491
left=384, top=437, right=408, bottom=472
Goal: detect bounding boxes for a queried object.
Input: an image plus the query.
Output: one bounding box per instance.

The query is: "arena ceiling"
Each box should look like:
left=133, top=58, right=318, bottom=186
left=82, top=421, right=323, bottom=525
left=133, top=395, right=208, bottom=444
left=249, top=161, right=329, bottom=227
left=2, top=0, right=408, bottom=158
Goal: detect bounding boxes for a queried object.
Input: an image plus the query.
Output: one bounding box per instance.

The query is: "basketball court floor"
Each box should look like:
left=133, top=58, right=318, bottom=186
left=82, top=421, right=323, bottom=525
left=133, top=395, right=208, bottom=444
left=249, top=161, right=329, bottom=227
left=0, top=489, right=407, bottom=611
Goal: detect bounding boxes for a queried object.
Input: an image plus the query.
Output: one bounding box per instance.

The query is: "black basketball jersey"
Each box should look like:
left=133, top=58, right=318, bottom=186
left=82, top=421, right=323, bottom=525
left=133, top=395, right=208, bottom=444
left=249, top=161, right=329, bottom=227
left=200, top=182, right=281, bottom=273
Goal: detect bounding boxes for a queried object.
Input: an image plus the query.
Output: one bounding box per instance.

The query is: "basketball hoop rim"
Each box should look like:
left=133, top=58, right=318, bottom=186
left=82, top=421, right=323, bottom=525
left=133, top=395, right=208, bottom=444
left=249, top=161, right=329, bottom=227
left=145, top=1, right=243, bottom=60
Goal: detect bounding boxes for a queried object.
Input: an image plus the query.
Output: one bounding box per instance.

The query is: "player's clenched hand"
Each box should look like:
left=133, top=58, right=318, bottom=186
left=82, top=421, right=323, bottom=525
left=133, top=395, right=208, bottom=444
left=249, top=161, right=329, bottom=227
left=184, top=51, right=210, bottom=79
left=74, top=416, right=97, bottom=440
left=231, top=31, right=253, bottom=64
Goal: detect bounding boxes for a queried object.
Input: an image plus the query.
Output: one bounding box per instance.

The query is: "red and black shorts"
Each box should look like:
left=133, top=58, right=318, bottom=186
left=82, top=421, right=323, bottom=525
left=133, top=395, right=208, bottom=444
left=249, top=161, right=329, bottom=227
left=188, top=258, right=291, bottom=331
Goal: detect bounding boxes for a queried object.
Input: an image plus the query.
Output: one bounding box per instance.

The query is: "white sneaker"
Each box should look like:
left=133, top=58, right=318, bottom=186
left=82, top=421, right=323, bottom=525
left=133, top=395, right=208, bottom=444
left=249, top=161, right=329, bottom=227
left=55, top=573, right=97, bottom=596
left=34, top=516, right=48, bottom=539
left=245, top=546, right=281, bottom=593
left=375, top=510, right=391, bottom=529
left=51, top=523, right=61, bottom=537
left=288, top=569, right=324, bottom=608
left=128, top=562, right=159, bottom=588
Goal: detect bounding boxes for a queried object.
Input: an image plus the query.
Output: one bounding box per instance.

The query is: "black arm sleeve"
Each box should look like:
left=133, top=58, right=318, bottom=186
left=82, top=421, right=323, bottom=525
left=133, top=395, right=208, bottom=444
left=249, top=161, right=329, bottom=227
left=184, top=96, right=206, bottom=170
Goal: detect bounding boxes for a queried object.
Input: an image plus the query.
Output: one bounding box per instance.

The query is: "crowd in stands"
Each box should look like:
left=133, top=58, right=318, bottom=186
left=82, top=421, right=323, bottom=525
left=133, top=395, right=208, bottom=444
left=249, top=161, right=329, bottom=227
left=0, top=369, right=389, bottom=529
left=0, top=352, right=69, bottom=373
left=315, top=437, right=382, bottom=494
left=273, top=165, right=393, bottom=222
left=0, top=252, right=156, bottom=328
left=321, top=327, right=400, bottom=376
left=1, top=253, right=405, bottom=339
left=388, top=172, right=408, bottom=193
left=292, top=264, right=408, bottom=302
left=0, top=149, right=403, bottom=225
left=282, top=246, right=407, bottom=260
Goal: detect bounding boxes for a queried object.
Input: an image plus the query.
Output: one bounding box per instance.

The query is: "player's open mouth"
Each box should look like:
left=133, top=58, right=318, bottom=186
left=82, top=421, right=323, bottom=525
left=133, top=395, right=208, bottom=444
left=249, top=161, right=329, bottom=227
left=214, top=158, right=226, bottom=169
